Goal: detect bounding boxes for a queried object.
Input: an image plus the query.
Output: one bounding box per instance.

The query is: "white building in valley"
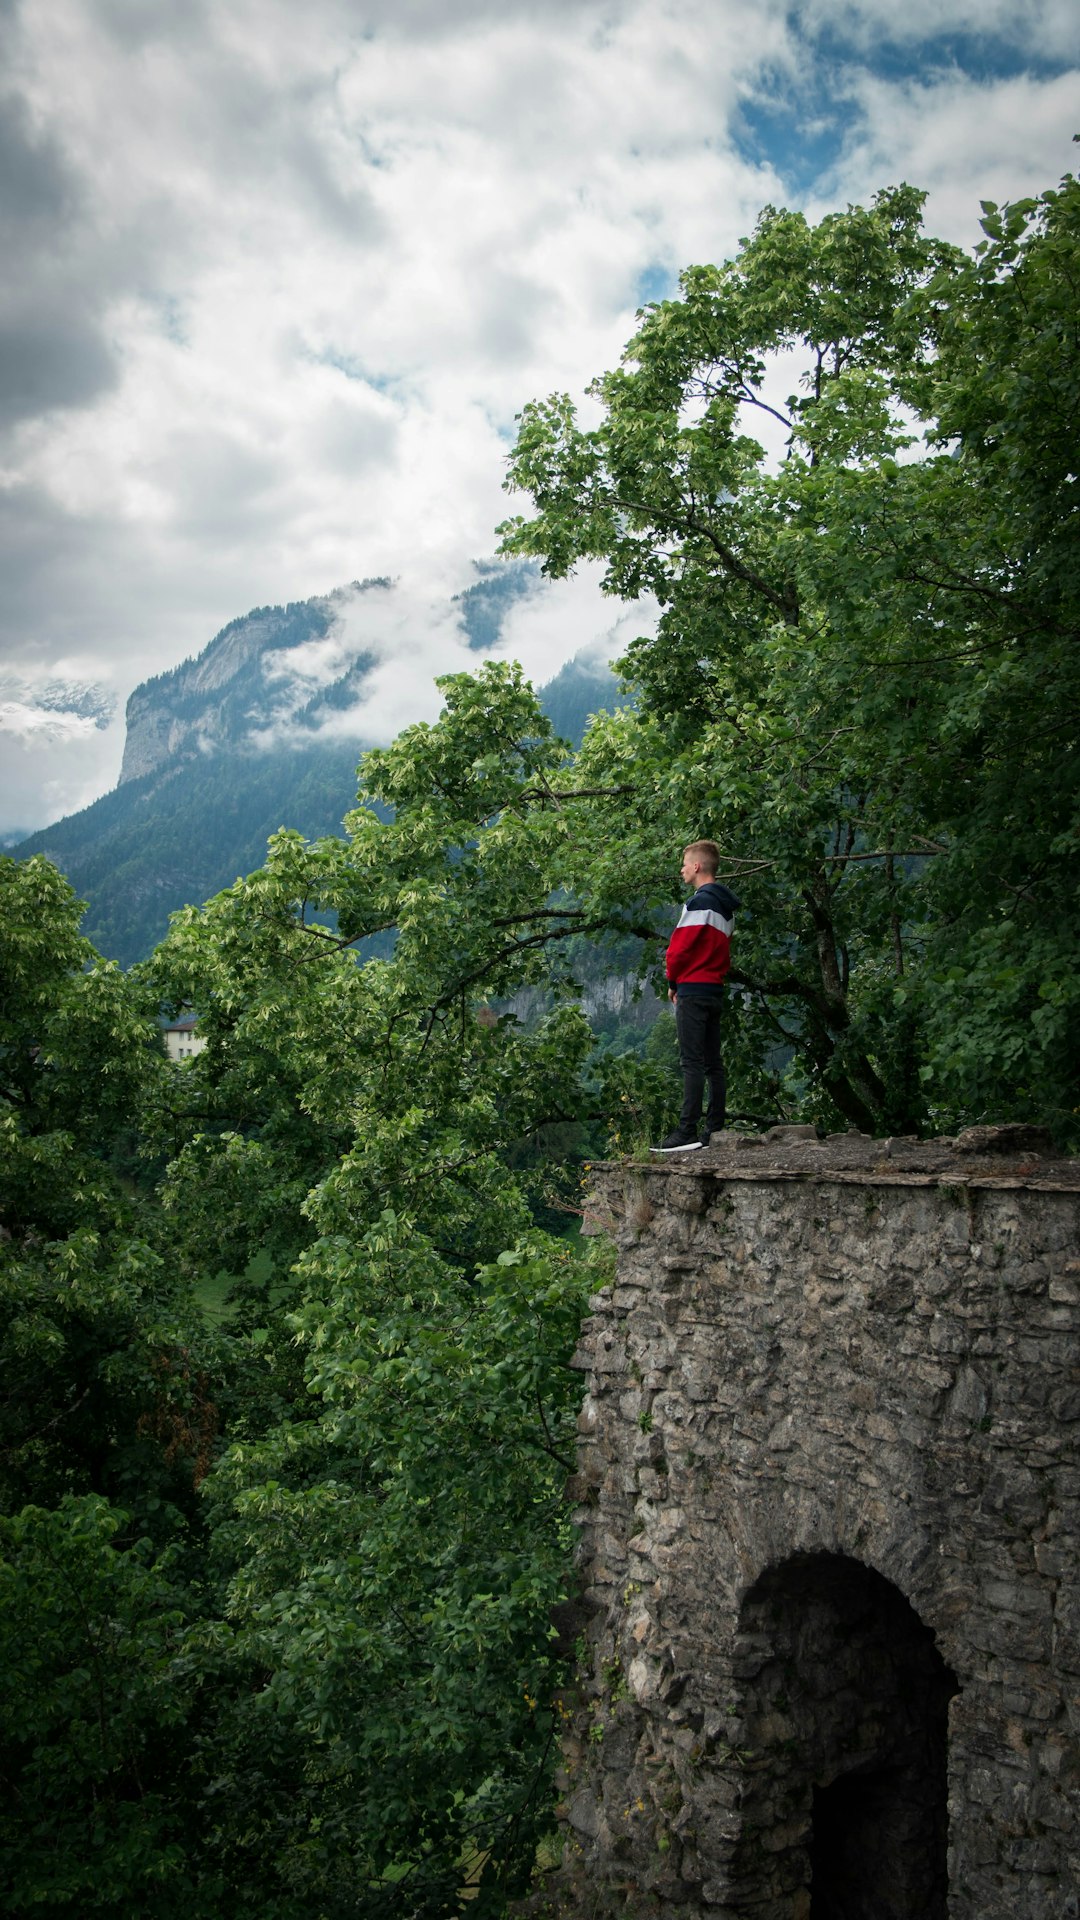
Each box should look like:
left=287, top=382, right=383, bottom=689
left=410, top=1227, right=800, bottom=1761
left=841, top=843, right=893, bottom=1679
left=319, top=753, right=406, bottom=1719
left=162, top=1014, right=206, bottom=1062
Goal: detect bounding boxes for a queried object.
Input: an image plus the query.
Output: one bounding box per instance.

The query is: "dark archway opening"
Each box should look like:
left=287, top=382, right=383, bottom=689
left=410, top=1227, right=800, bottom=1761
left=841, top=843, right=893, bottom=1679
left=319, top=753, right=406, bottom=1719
left=809, top=1759, right=943, bottom=1919
left=729, top=1553, right=959, bottom=1919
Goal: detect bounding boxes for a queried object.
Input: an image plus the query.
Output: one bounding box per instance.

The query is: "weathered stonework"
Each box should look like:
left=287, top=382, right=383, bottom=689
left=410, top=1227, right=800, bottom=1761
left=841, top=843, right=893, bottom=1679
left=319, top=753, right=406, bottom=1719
left=540, top=1126, right=1080, bottom=1920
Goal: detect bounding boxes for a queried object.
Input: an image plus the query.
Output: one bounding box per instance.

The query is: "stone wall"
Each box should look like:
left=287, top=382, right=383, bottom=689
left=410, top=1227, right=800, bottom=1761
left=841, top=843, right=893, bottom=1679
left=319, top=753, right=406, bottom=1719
left=537, top=1125, right=1080, bottom=1920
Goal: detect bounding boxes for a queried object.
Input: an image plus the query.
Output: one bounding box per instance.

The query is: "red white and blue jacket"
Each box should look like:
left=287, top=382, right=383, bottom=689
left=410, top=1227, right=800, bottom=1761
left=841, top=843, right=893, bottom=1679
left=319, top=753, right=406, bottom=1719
left=665, top=880, right=740, bottom=996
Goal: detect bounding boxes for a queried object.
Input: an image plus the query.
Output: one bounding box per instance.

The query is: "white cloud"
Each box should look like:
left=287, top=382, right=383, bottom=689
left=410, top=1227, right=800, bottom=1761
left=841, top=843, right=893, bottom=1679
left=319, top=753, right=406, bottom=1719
left=493, top=567, right=659, bottom=692
left=246, top=564, right=644, bottom=753
left=819, top=69, right=1080, bottom=243
left=0, top=714, right=128, bottom=838
left=0, top=699, right=102, bottom=742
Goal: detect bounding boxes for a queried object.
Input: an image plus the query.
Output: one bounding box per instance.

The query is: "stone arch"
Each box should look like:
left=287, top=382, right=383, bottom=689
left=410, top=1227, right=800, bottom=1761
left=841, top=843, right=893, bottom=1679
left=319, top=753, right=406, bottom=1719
left=727, top=1551, right=959, bottom=1918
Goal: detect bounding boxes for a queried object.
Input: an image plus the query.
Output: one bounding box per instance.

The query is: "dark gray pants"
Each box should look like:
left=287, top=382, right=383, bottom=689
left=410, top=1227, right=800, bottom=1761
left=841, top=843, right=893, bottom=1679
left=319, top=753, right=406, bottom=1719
left=675, top=991, right=726, bottom=1133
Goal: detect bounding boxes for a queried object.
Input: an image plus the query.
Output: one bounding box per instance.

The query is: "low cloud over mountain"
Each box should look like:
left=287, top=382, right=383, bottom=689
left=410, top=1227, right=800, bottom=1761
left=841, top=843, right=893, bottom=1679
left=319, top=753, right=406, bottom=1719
left=11, top=564, right=627, bottom=965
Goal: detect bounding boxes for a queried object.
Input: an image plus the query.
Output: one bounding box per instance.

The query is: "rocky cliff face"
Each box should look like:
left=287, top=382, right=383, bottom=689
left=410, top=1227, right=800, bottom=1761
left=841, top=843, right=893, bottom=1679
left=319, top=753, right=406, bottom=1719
left=118, top=696, right=196, bottom=783
left=116, top=560, right=554, bottom=786
left=118, top=587, right=382, bottom=783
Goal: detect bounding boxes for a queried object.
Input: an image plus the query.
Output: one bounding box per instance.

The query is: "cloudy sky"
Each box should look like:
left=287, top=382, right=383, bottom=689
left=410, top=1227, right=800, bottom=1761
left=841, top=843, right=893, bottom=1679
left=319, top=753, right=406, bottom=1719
left=1, top=0, right=1077, bottom=835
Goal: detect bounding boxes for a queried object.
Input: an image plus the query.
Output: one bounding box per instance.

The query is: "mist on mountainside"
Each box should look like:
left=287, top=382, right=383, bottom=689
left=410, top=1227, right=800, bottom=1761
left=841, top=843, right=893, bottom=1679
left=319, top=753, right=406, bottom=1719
left=12, top=564, right=622, bottom=967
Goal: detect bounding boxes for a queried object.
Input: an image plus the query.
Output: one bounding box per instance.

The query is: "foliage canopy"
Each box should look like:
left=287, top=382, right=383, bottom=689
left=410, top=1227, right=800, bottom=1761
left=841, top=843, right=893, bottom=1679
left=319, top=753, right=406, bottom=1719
left=502, top=175, right=1080, bottom=1140
left=1, top=165, right=1078, bottom=1919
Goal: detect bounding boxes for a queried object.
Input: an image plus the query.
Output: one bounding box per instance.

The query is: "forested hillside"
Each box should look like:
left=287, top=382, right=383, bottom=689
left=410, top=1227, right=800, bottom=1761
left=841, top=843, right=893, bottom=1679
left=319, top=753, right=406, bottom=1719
left=2, top=168, right=1077, bottom=1920
left=13, top=739, right=376, bottom=966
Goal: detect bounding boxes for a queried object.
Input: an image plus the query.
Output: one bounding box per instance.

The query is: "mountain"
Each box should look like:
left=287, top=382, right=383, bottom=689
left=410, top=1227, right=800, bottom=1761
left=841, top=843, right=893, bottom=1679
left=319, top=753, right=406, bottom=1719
left=117, top=589, right=376, bottom=784
left=13, top=566, right=620, bottom=967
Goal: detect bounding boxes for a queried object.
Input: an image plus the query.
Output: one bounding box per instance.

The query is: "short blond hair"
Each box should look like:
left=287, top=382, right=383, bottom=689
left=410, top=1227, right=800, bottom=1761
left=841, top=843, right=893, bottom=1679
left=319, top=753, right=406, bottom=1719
left=683, top=839, right=719, bottom=875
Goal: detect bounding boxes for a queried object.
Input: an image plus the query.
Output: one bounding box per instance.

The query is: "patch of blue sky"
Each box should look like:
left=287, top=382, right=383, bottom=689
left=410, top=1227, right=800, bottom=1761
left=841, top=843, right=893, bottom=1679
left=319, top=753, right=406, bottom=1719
left=738, top=17, right=1077, bottom=196
left=800, top=16, right=1077, bottom=85
left=735, top=92, right=860, bottom=198
left=635, top=262, right=675, bottom=307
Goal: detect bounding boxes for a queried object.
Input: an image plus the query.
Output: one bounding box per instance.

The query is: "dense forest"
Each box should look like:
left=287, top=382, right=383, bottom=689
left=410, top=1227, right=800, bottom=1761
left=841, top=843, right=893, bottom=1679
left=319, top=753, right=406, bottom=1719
left=2, top=167, right=1077, bottom=1917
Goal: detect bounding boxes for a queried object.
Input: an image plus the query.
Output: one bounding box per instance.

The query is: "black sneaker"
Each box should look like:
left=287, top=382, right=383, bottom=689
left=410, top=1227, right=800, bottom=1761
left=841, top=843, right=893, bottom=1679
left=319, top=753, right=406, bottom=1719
left=651, top=1127, right=704, bottom=1153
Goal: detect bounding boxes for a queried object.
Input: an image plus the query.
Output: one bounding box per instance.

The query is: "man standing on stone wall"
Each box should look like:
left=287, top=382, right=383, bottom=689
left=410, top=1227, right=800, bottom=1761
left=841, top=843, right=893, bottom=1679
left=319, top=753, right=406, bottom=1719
left=652, top=840, right=740, bottom=1153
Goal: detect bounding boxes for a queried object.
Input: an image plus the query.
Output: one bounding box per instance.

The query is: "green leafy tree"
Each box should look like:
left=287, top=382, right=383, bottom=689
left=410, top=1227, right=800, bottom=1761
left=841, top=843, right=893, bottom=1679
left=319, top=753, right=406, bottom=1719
left=0, top=860, right=227, bottom=1915
left=0, top=1497, right=213, bottom=1919
left=195, top=1223, right=601, bottom=1915
left=135, top=663, right=638, bottom=1290
left=501, top=175, right=1080, bottom=1140
left=3, top=683, right=612, bottom=1912
left=0, top=857, right=217, bottom=1525
left=114, top=664, right=623, bottom=1909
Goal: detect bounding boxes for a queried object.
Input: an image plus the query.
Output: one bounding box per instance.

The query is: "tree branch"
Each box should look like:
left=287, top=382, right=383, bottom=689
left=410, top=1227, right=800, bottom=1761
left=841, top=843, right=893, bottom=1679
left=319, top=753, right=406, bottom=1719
left=534, top=1384, right=575, bottom=1473
left=820, top=846, right=942, bottom=863
left=490, top=909, right=588, bottom=928
left=612, top=492, right=799, bottom=622
left=518, top=784, right=636, bottom=802
left=292, top=917, right=398, bottom=964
